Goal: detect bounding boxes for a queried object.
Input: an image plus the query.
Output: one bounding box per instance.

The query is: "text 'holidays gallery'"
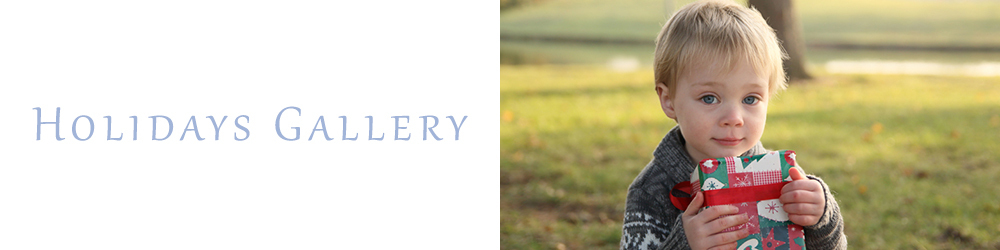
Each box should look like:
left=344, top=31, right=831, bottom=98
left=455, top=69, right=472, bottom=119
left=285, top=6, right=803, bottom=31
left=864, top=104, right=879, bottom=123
left=32, top=106, right=469, bottom=141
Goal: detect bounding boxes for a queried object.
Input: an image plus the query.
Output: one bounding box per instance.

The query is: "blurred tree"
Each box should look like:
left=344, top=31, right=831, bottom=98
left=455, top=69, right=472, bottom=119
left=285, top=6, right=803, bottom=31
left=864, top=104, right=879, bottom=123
left=749, top=0, right=812, bottom=81
left=500, top=0, right=548, bottom=12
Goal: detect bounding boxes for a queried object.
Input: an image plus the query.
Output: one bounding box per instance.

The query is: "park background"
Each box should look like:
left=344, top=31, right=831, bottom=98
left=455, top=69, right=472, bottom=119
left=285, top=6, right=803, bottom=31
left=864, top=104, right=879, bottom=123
left=500, top=0, right=1000, bottom=249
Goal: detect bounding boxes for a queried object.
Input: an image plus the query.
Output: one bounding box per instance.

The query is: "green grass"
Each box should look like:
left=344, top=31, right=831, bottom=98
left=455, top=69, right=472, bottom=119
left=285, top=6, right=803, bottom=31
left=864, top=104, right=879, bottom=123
left=500, top=65, right=1000, bottom=249
left=500, top=0, right=669, bottom=42
left=500, top=0, right=1000, bottom=48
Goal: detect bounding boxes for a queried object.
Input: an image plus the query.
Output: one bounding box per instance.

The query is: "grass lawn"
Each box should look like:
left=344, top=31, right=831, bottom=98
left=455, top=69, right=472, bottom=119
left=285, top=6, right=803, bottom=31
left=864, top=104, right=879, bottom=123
left=500, top=65, right=1000, bottom=249
left=500, top=0, right=1000, bottom=48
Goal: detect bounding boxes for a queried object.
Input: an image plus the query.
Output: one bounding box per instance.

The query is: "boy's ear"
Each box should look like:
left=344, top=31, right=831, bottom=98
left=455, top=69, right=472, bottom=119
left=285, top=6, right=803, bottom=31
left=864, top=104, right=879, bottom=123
left=655, top=82, right=677, bottom=120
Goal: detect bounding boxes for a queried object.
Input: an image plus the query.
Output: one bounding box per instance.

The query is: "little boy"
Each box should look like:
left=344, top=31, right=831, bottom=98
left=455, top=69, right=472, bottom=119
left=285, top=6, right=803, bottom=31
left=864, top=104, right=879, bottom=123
left=620, top=1, right=847, bottom=249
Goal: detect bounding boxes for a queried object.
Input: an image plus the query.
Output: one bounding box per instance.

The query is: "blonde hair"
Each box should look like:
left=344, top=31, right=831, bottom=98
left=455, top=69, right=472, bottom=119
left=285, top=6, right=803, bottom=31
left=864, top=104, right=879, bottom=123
left=654, top=0, right=787, bottom=97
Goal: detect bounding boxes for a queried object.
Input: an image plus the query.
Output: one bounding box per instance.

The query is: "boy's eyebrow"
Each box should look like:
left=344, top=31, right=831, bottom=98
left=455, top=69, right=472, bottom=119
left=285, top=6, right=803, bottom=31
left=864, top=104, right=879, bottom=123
left=691, top=81, right=766, bottom=88
left=690, top=81, right=769, bottom=92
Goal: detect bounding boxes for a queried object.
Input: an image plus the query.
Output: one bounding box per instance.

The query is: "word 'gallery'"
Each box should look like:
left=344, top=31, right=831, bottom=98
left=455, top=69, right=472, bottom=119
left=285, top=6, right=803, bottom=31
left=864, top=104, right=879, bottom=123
left=33, top=107, right=468, bottom=141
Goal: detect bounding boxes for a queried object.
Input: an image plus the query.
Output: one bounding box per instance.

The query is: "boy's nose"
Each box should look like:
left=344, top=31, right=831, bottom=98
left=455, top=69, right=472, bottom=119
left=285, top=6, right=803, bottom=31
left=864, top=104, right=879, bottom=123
left=719, top=105, right=744, bottom=127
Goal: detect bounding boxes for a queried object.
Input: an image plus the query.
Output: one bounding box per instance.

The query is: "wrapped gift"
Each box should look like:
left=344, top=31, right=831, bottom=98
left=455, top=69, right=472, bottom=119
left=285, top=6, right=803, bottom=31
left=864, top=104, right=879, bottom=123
left=691, top=150, right=806, bottom=250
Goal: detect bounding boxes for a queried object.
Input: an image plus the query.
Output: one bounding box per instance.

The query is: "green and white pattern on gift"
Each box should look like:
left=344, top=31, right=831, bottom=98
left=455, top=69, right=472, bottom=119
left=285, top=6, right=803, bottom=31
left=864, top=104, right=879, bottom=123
left=692, top=150, right=806, bottom=250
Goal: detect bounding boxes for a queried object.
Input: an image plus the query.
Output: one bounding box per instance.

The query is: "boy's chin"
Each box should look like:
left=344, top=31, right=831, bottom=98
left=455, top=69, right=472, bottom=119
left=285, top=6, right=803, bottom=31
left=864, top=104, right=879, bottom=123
left=706, top=147, right=752, bottom=158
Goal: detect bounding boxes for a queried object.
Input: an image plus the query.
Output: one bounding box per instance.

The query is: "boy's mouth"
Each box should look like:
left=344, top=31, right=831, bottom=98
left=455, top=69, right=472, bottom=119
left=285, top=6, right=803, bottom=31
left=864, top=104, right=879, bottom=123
left=712, top=137, right=743, bottom=146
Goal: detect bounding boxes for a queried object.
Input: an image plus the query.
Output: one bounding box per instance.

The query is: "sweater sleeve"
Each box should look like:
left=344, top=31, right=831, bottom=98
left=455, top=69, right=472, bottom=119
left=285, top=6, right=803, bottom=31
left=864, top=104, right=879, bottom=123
left=620, top=188, right=690, bottom=250
left=803, top=175, right=848, bottom=249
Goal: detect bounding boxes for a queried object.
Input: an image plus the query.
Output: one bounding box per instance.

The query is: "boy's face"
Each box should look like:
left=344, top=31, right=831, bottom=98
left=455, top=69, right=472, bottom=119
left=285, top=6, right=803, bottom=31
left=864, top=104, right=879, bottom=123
left=656, top=58, right=769, bottom=162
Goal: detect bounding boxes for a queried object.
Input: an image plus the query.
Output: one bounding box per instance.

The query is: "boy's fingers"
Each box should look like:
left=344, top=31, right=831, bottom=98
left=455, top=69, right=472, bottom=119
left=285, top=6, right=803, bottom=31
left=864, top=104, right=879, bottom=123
left=707, top=228, right=749, bottom=248
left=700, top=205, right=740, bottom=220
left=781, top=180, right=822, bottom=195
left=782, top=203, right=823, bottom=215
left=789, top=167, right=807, bottom=181
left=683, top=192, right=704, bottom=217
left=780, top=189, right=823, bottom=204
left=708, top=213, right=749, bottom=232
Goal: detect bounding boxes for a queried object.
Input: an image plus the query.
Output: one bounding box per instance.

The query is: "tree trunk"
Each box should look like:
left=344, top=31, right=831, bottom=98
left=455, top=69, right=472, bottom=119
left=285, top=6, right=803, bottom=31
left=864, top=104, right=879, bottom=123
left=748, top=0, right=812, bottom=81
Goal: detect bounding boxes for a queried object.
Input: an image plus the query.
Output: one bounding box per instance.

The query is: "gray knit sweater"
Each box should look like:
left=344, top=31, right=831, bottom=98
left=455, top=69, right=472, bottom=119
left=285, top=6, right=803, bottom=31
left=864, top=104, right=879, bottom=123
left=621, top=126, right=847, bottom=250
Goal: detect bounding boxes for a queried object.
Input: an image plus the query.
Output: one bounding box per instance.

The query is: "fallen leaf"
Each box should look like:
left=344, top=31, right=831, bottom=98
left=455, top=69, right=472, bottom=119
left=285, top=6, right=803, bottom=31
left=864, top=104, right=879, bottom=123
left=502, top=110, right=514, bottom=122
left=871, top=122, right=883, bottom=135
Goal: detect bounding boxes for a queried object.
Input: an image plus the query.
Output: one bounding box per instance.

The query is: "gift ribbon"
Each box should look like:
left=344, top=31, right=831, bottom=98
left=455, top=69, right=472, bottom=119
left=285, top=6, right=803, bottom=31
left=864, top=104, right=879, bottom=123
left=670, top=181, right=787, bottom=210
left=670, top=181, right=694, bottom=210
left=703, top=182, right=785, bottom=206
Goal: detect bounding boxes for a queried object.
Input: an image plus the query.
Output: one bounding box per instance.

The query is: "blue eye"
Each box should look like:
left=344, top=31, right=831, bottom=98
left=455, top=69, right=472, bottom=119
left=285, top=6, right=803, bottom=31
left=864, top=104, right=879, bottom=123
left=743, top=96, right=759, bottom=105
left=700, top=95, right=718, bottom=104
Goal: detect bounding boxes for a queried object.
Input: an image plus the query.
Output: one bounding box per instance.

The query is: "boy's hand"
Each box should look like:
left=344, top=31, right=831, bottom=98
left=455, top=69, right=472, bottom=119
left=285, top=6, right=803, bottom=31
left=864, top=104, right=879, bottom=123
left=780, top=168, right=825, bottom=227
left=682, top=192, right=750, bottom=250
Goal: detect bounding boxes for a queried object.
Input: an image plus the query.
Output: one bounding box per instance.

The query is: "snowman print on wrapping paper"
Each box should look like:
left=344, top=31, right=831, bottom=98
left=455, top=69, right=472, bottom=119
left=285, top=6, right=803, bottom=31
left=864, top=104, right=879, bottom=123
left=700, top=158, right=719, bottom=174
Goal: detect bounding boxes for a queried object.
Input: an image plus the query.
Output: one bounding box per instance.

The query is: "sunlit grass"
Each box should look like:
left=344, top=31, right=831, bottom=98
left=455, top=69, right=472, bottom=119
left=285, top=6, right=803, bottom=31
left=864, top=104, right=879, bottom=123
left=501, top=65, right=1000, bottom=249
